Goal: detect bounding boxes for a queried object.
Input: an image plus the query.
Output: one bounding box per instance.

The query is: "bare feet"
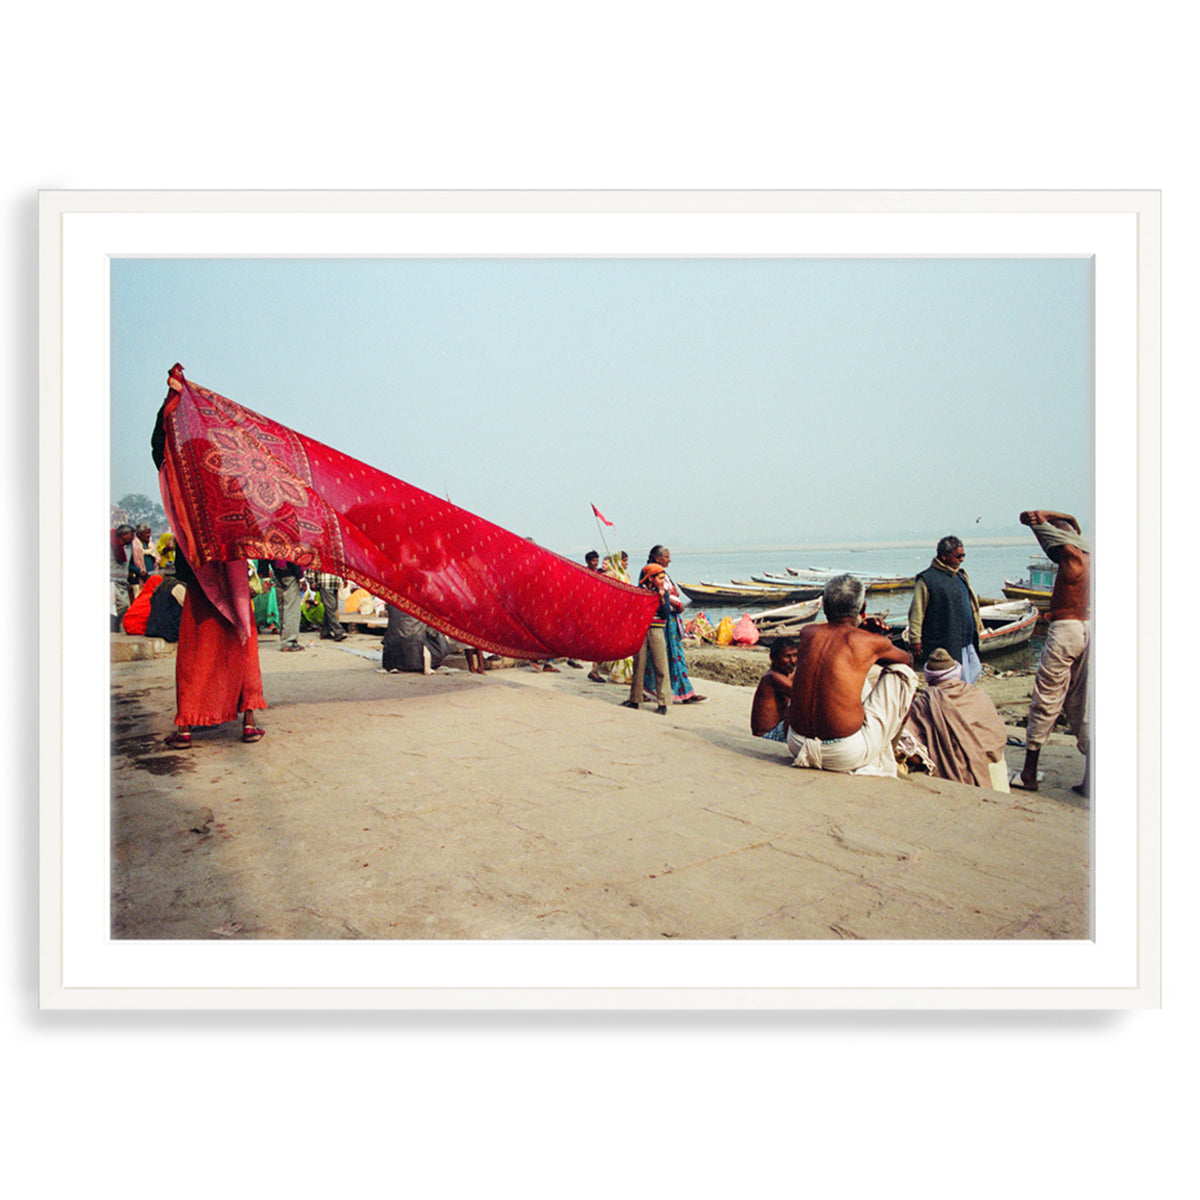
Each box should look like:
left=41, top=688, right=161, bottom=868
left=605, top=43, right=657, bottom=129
left=1009, top=769, right=1042, bottom=791
left=1013, top=749, right=1042, bottom=792
left=1073, top=755, right=1090, bottom=798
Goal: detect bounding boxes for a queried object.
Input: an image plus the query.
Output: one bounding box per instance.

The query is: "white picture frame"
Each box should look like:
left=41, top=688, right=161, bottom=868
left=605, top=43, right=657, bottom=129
left=39, top=190, right=1160, bottom=1009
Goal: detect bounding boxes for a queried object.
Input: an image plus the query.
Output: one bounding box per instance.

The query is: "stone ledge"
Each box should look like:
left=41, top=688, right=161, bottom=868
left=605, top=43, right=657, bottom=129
left=111, top=634, right=175, bottom=662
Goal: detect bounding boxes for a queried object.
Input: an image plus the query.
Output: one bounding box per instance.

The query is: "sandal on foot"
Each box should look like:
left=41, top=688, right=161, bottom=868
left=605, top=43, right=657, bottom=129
left=164, top=731, right=192, bottom=749
left=621, top=700, right=640, bottom=709
left=587, top=672, right=605, bottom=682
left=242, top=727, right=265, bottom=743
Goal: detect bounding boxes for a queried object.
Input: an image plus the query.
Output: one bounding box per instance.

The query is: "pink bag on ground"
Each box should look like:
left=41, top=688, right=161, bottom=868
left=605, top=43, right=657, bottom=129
left=731, top=614, right=759, bottom=645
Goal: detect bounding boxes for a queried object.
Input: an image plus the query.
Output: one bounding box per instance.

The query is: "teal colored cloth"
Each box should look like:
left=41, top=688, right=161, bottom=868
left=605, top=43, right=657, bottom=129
left=253, top=587, right=279, bottom=628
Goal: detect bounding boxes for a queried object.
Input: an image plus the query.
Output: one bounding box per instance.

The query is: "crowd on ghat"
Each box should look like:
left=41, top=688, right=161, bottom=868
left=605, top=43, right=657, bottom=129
left=111, top=513, right=1090, bottom=798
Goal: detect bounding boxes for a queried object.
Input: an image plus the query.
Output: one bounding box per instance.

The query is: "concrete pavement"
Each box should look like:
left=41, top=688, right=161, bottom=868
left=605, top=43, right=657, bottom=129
left=110, top=632, right=1090, bottom=940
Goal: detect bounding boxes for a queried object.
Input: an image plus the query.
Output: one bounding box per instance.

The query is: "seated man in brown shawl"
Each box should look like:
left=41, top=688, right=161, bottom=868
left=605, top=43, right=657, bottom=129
left=901, top=647, right=1010, bottom=791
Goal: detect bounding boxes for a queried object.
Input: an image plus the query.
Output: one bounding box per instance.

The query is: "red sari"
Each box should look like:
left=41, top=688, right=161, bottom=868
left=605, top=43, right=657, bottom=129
left=155, top=364, right=655, bottom=663
left=174, top=572, right=266, bottom=729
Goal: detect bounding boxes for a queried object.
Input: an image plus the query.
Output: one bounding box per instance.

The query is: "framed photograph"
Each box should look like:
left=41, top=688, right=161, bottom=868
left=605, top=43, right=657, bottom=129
left=40, top=190, right=1159, bottom=1009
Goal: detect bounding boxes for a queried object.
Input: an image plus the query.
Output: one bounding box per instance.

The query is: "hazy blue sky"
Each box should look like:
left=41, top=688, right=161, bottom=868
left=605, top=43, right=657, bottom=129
left=111, top=256, right=1092, bottom=558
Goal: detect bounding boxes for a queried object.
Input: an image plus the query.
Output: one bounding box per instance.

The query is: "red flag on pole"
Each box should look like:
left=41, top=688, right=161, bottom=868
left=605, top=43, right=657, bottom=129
left=591, top=503, right=613, bottom=526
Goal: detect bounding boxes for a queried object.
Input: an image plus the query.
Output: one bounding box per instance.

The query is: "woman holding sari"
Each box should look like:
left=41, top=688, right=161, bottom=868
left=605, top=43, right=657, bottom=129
left=153, top=382, right=266, bottom=748
left=642, top=545, right=706, bottom=704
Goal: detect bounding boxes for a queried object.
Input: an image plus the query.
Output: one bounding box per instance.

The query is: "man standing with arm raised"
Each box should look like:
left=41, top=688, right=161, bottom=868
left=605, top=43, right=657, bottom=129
left=1014, top=509, right=1091, bottom=796
left=786, top=574, right=919, bottom=777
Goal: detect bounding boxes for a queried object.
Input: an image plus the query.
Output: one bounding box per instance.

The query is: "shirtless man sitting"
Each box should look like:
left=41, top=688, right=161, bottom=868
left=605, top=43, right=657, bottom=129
left=750, top=638, right=799, bottom=741
left=786, top=574, right=918, bottom=777
left=1015, top=509, right=1091, bottom=796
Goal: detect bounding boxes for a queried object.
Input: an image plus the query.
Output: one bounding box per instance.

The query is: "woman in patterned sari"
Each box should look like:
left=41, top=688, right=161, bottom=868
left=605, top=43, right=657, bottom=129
left=643, top=545, right=706, bottom=704
left=593, top=551, right=635, bottom=684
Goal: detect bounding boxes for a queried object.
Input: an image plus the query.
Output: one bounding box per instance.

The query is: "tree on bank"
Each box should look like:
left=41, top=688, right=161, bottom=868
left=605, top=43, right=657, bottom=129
left=112, top=492, right=166, bottom=529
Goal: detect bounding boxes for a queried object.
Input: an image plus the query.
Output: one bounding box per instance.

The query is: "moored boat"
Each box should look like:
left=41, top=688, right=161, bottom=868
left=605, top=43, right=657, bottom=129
left=1001, top=557, right=1056, bottom=612
left=752, top=596, right=823, bottom=645
left=679, top=581, right=821, bottom=605
left=893, top=599, right=1038, bottom=656
left=753, top=570, right=915, bottom=593
left=753, top=597, right=823, bottom=623
left=978, top=600, right=1039, bottom=654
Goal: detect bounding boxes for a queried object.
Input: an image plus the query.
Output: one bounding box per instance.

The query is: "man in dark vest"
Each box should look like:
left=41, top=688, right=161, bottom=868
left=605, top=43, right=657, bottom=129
left=907, top=535, right=983, bottom=683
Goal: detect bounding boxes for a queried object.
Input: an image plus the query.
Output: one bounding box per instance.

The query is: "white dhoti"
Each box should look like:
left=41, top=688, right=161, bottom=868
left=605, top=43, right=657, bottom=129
left=1025, top=618, right=1090, bottom=753
left=787, top=664, right=919, bottom=777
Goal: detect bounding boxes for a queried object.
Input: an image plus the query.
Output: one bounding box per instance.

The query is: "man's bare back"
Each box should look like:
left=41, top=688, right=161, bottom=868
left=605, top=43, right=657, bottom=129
left=789, top=621, right=913, bottom=741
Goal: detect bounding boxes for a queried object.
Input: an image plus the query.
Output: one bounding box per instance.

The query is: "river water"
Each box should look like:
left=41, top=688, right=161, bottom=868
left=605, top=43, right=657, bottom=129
left=656, top=541, right=1046, bottom=672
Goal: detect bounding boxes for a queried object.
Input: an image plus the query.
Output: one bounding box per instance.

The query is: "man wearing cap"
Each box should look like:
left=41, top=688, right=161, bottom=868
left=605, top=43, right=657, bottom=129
left=901, top=647, right=1010, bottom=790
left=622, top=563, right=671, bottom=715
left=786, top=574, right=918, bottom=777
left=907, top=535, right=983, bottom=683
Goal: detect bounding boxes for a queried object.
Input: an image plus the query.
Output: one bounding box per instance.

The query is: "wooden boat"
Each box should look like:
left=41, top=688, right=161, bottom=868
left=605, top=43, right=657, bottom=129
left=1001, top=557, right=1056, bottom=613
left=754, top=597, right=823, bottom=623
left=893, top=599, right=1038, bottom=656
left=978, top=600, right=1038, bottom=654
left=998, top=552, right=1056, bottom=609
left=856, top=576, right=915, bottom=593
left=792, top=564, right=917, bottom=583
left=752, top=597, right=823, bottom=645
left=679, top=581, right=820, bottom=605
left=754, top=571, right=915, bottom=593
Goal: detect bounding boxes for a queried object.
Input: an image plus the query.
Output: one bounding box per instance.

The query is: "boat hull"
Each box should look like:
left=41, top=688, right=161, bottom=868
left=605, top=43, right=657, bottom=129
left=979, top=601, right=1039, bottom=654
left=754, top=572, right=914, bottom=593
left=1001, top=582, right=1052, bottom=613
left=751, top=597, right=823, bottom=643
left=893, top=601, right=1038, bottom=656
left=680, top=582, right=821, bottom=605
left=752, top=597, right=823, bottom=623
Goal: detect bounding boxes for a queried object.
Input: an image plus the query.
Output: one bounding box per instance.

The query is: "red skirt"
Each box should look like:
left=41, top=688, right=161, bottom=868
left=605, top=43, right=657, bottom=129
left=175, top=584, right=266, bottom=728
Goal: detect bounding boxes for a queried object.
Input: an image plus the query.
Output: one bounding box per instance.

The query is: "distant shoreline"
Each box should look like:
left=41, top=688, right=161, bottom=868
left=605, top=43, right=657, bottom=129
left=672, top=536, right=1032, bottom=555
